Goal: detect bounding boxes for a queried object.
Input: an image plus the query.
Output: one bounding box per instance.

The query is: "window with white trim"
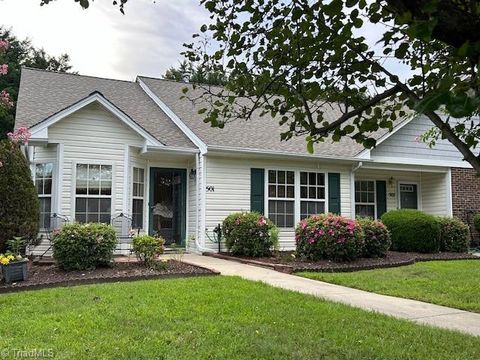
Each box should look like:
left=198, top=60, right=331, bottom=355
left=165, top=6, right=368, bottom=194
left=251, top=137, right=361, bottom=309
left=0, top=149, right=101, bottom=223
left=300, top=172, right=326, bottom=219
left=355, top=180, right=375, bottom=218
left=132, top=167, right=145, bottom=229
left=75, top=164, right=112, bottom=223
left=35, top=163, right=53, bottom=230
left=268, top=170, right=295, bottom=227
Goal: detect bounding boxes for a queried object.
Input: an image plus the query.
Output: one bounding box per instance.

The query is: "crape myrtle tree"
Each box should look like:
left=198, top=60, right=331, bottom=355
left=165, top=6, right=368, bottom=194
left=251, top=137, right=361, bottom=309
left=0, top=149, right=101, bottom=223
left=41, top=0, right=480, bottom=172
left=0, top=27, right=73, bottom=139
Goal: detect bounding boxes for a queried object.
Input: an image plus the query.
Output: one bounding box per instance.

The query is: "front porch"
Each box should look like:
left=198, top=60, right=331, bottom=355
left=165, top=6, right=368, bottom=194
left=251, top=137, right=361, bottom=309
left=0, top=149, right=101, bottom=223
left=353, top=164, right=452, bottom=219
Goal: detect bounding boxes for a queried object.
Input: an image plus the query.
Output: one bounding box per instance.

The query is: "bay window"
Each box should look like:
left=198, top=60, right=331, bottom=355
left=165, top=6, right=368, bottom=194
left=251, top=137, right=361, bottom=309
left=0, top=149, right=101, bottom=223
left=132, top=167, right=145, bottom=229
left=268, top=170, right=295, bottom=227
left=300, top=172, right=326, bottom=219
left=75, top=164, right=112, bottom=223
left=35, top=163, right=53, bottom=229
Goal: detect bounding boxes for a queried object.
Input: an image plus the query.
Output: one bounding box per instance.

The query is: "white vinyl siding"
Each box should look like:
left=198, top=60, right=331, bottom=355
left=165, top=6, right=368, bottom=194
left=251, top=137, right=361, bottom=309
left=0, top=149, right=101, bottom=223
left=47, top=102, right=145, bottom=222
left=371, top=116, right=465, bottom=162
left=421, top=173, right=449, bottom=215
left=204, top=155, right=352, bottom=250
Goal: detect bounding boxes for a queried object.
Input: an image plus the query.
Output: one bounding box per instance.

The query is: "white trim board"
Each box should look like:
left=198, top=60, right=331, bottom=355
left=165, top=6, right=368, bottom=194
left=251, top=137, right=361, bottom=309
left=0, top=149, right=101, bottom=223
left=28, top=92, right=163, bottom=147
left=137, top=78, right=208, bottom=154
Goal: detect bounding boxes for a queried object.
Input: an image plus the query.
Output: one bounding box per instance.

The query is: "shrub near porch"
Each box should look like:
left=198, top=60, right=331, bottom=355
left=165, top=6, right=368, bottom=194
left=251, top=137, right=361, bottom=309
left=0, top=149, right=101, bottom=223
left=295, top=214, right=365, bottom=261
left=222, top=212, right=278, bottom=257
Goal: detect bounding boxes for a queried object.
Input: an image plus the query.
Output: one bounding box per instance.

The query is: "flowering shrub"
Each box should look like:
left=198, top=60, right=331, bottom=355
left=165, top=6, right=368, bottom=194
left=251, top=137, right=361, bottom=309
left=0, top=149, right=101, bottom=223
left=357, top=217, right=391, bottom=258
left=437, top=217, right=470, bottom=253
left=296, top=214, right=365, bottom=261
left=0, top=38, right=12, bottom=110
left=52, top=223, right=117, bottom=270
left=222, top=212, right=278, bottom=257
left=132, top=235, right=165, bottom=266
left=7, top=127, right=31, bottom=145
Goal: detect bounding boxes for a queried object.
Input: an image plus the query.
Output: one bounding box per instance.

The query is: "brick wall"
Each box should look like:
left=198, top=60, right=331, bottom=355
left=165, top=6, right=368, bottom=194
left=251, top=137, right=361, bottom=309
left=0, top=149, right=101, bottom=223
left=451, top=168, right=480, bottom=245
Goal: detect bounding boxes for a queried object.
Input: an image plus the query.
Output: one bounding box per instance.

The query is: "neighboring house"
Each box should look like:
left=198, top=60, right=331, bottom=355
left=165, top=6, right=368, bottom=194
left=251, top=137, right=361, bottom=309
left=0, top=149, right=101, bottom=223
left=14, top=67, right=478, bottom=255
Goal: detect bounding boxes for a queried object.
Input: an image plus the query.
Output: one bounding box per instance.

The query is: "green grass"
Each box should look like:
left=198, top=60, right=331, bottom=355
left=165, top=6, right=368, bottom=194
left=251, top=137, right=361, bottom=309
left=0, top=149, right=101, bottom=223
left=0, top=276, right=479, bottom=359
left=298, top=260, right=480, bottom=313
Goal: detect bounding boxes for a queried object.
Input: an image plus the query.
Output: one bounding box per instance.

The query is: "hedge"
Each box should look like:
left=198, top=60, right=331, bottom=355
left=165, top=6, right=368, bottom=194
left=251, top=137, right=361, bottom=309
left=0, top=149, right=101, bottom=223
left=0, top=140, right=39, bottom=252
left=438, top=217, right=470, bottom=252
left=381, top=209, right=440, bottom=253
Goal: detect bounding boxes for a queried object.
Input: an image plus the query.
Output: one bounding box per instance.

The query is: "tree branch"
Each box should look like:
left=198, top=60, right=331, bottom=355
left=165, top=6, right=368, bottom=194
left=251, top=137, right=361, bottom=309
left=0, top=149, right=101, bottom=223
left=311, top=85, right=401, bottom=136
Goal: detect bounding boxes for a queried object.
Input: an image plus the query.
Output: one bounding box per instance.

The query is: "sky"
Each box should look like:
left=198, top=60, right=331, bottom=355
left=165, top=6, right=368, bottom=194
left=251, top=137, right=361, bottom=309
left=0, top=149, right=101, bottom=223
left=0, top=0, right=411, bottom=83
left=0, top=0, right=210, bottom=81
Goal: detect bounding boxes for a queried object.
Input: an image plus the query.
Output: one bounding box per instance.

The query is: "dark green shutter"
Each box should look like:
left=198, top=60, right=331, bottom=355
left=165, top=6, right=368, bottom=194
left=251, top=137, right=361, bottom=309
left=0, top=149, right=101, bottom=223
left=376, top=180, right=387, bottom=219
left=250, top=168, right=265, bottom=214
left=328, top=173, right=341, bottom=214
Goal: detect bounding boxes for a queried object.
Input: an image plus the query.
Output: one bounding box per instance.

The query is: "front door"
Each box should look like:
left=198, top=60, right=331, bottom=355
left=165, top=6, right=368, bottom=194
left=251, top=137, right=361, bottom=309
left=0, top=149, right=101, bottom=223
left=149, top=168, right=186, bottom=246
left=399, top=183, right=418, bottom=209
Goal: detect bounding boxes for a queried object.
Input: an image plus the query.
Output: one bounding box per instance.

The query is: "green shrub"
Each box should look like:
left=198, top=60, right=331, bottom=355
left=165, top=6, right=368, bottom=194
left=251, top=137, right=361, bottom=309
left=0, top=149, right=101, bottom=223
left=132, top=235, right=165, bottom=266
left=0, top=140, right=39, bottom=252
left=438, top=217, right=470, bottom=252
left=357, top=217, right=391, bottom=258
left=381, top=209, right=440, bottom=253
left=295, top=213, right=365, bottom=261
left=222, top=212, right=278, bottom=257
left=474, top=213, right=480, bottom=233
left=52, top=223, right=117, bottom=270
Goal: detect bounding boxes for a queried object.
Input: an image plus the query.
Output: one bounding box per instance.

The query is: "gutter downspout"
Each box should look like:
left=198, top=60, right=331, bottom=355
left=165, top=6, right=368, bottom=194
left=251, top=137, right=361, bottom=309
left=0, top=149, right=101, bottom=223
left=195, top=150, right=213, bottom=253
left=350, top=162, right=363, bottom=218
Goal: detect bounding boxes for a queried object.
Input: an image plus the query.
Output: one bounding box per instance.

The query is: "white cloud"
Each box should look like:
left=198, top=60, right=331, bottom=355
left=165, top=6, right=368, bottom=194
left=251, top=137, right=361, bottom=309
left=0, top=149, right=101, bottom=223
left=0, top=0, right=210, bottom=80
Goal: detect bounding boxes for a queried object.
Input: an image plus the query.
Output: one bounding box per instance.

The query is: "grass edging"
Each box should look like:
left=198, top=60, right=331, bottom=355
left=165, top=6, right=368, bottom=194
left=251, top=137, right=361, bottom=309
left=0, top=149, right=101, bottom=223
left=0, top=269, right=220, bottom=295
left=205, top=252, right=479, bottom=274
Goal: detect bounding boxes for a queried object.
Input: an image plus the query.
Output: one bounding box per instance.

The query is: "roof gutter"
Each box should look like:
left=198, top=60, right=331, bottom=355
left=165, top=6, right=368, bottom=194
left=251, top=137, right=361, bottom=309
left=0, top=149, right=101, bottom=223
left=207, top=145, right=372, bottom=163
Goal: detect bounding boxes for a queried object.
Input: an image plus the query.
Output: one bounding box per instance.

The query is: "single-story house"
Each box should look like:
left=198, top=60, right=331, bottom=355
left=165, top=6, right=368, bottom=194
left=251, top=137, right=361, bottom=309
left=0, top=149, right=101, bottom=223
left=14, top=67, right=479, bottom=255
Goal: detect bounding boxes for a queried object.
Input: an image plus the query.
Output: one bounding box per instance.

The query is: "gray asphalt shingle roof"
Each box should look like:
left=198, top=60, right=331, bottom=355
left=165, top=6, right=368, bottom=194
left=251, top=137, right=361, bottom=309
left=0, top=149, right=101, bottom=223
left=139, top=76, right=400, bottom=158
left=15, top=68, right=195, bottom=148
left=16, top=68, right=405, bottom=158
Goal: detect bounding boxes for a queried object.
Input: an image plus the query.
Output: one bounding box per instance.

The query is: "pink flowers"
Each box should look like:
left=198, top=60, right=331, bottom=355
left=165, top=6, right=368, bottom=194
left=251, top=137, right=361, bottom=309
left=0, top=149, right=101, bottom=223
left=257, top=216, right=267, bottom=226
left=0, top=39, right=9, bottom=52
left=0, top=64, right=7, bottom=75
left=7, top=127, right=31, bottom=145
left=0, top=90, right=13, bottom=108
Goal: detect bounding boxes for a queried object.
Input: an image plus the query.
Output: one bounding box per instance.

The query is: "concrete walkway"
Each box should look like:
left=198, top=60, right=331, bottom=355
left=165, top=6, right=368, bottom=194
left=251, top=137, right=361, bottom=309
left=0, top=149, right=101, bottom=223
left=181, top=254, right=480, bottom=337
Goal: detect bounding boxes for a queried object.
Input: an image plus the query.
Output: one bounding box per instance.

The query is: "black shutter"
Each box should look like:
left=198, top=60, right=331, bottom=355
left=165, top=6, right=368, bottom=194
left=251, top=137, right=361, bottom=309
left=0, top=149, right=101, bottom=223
left=250, top=168, right=265, bottom=214
left=328, top=173, right=341, bottom=214
left=376, top=180, right=387, bottom=219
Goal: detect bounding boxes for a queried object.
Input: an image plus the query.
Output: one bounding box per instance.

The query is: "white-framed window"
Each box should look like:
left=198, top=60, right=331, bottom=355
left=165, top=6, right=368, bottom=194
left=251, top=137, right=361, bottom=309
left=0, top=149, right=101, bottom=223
left=132, top=167, right=145, bottom=229
left=267, top=170, right=295, bottom=227
left=35, top=163, right=53, bottom=230
left=355, top=180, right=376, bottom=218
left=75, top=164, right=112, bottom=223
left=300, top=172, right=326, bottom=219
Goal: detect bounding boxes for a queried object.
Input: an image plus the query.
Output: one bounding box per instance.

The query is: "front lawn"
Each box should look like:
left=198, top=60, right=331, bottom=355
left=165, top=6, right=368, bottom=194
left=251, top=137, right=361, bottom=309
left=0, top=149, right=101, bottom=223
left=298, top=260, right=480, bottom=313
left=0, top=277, right=479, bottom=359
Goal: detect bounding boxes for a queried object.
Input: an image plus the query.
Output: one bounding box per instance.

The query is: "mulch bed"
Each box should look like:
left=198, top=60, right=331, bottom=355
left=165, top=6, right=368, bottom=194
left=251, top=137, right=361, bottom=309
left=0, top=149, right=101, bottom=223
left=0, top=260, right=218, bottom=294
left=207, top=251, right=479, bottom=273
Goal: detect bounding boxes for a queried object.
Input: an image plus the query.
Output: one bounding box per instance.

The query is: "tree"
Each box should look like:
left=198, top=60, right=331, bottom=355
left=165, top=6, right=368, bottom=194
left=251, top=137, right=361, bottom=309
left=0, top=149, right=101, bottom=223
left=0, top=132, right=39, bottom=252
left=163, top=60, right=228, bottom=86
left=0, top=27, right=73, bottom=139
left=39, top=0, right=480, bottom=172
